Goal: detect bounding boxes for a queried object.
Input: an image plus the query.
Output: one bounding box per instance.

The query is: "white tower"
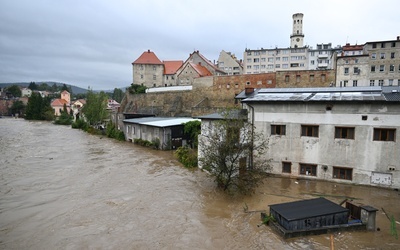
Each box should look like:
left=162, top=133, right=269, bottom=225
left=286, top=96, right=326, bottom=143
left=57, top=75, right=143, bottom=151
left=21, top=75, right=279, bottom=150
left=290, top=13, right=304, bottom=48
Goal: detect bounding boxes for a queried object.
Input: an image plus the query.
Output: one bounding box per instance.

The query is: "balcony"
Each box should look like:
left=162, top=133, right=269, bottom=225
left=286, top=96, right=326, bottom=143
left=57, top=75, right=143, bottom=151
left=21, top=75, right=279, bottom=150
left=318, top=54, right=329, bottom=59
left=318, top=63, right=328, bottom=68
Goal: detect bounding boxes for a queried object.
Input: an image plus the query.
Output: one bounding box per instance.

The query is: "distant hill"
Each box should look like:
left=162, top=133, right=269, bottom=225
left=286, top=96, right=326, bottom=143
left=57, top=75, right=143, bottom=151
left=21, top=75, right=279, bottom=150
left=0, top=81, right=88, bottom=94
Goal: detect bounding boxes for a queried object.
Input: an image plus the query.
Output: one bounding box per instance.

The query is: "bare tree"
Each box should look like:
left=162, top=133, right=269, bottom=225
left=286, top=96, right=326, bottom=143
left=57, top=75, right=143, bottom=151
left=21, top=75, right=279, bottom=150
left=198, top=109, right=270, bottom=194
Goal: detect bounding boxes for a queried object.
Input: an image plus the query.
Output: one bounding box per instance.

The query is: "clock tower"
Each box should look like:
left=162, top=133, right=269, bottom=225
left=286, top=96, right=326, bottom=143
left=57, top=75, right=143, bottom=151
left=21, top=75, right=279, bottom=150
left=290, top=13, right=304, bottom=48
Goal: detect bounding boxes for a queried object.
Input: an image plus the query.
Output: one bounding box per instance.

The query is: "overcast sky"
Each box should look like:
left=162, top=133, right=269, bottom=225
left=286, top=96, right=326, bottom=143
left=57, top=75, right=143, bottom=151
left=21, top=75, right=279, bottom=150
left=1, top=0, right=399, bottom=90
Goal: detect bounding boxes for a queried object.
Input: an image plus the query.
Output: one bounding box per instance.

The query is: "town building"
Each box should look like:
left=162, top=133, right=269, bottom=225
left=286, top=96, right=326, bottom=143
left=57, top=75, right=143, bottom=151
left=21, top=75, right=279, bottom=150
left=132, top=50, right=165, bottom=88
left=237, top=86, right=400, bottom=189
left=217, top=50, right=243, bottom=75
left=50, top=90, right=71, bottom=116
left=308, top=43, right=339, bottom=70
left=335, top=37, right=400, bottom=87
left=123, top=117, right=199, bottom=150
left=176, top=50, right=226, bottom=85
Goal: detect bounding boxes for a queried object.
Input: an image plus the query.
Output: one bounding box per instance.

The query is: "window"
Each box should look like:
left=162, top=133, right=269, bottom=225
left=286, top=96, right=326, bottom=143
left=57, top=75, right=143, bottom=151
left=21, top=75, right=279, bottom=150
left=261, top=58, right=266, bottom=62
left=283, top=57, right=289, bottom=61
left=153, top=75, right=156, bottom=80
left=282, top=162, right=292, bottom=173
left=390, top=65, right=395, bottom=72
left=343, top=80, right=348, bottom=87
left=271, top=125, right=286, bottom=135
left=380, top=65, right=385, bottom=72
left=373, top=128, right=396, bottom=141
left=381, top=42, right=385, bottom=48
left=253, top=58, right=259, bottom=63
left=391, top=52, right=395, bottom=59
left=371, top=65, right=376, bottom=72
left=335, top=127, right=355, bottom=139
left=344, top=68, right=349, bottom=74
left=321, top=74, right=326, bottom=82
left=353, top=80, right=358, bottom=87
left=310, top=74, right=314, bottom=81
left=379, top=80, right=384, bottom=86
left=300, top=163, right=317, bottom=176
left=301, top=125, right=319, bottom=137
left=333, top=167, right=353, bottom=180
left=372, top=43, right=377, bottom=48
left=392, top=42, right=396, bottom=47
left=380, top=53, right=385, bottom=59
left=285, top=75, right=289, bottom=82
left=275, top=64, right=280, bottom=68
left=370, top=80, right=375, bottom=86
left=247, top=58, right=251, bottom=63
left=282, top=64, right=289, bottom=68
left=354, top=67, right=359, bottom=74
left=311, top=60, right=315, bottom=65
left=355, top=59, right=359, bottom=63
left=389, top=79, right=393, bottom=86
left=296, top=75, right=300, bottom=82
left=268, top=58, right=274, bottom=62
left=371, top=53, right=376, bottom=59
left=153, top=66, right=156, bottom=70
left=140, top=74, right=143, bottom=79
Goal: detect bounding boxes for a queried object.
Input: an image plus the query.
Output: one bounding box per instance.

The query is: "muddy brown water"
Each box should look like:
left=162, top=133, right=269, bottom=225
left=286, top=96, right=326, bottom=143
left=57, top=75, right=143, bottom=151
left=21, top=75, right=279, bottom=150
left=0, top=118, right=399, bottom=249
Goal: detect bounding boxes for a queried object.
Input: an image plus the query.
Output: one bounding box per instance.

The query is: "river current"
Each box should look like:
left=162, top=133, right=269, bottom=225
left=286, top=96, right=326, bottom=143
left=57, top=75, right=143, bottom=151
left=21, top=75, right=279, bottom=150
left=0, top=118, right=399, bottom=249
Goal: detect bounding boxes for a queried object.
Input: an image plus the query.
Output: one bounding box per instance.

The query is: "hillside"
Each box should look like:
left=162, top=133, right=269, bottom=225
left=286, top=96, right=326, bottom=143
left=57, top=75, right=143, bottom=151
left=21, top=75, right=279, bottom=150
left=0, top=81, right=88, bottom=94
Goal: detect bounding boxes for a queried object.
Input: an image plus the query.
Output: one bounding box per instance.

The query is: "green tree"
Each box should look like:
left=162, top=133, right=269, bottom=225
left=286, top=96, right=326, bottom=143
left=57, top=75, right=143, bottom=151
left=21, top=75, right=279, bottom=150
left=82, top=90, right=108, bottom=126
left=184, top=120, right=201, bottom=148
left=54, top=103, right=73, bottom=125
left=198, top=109, right=270, bottom=194
left=128, top=84, right=146, bottom=94
left=9, top=100, right=25, bottom=116
left=38, top=83, right=50, bottom=91
left=25, top=92, right=54, bottom=120
left=6, top=85, right=22, bottom=97
left=112, top=88, right=124, bottom=103
left=28, top=81, right=38, bottom=90
left=51, top=83, right=58, bottom=92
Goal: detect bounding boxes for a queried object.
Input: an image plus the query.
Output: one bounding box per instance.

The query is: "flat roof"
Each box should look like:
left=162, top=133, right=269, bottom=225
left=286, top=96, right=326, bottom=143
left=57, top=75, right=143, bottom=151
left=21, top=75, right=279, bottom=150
left=269, top=197, right=348, bottom=221
left=123, top=117, right=199, bottom=128
left=241, top=86, right=400, bottom=103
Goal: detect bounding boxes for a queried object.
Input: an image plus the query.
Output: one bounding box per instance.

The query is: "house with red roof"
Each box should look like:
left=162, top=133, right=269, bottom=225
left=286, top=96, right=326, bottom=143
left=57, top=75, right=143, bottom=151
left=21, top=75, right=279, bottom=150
left=132, top=50, right=226, bottom=88
left=51, top=90, right=70, bottom=116
left=175, top=51, right=226, bottom=85
left=132, top=50, right=164, bottom=88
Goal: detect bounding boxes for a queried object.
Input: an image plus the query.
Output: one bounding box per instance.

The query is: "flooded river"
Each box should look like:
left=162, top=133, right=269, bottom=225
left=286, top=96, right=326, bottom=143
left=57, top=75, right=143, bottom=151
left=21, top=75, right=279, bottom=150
left=0, top=118, right=399, bottom=249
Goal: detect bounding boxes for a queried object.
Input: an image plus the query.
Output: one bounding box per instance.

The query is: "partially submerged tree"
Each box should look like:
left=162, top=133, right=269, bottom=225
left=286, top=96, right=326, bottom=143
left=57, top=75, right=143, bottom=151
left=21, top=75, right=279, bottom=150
left=25, top=92, right=54, bottom=121
left=81, top=89, right=108, bottom=126
left=199, top=109, right=270, bottom=194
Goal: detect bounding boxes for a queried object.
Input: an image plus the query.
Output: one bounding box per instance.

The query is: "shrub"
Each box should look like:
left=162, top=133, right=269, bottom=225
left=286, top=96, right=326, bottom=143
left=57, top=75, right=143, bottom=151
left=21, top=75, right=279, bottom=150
left=175, top=146, right=198, bottom=168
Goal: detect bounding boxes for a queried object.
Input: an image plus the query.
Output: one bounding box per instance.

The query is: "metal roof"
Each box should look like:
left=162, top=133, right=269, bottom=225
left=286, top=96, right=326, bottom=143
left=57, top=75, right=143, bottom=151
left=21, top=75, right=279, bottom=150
left=241, top=86, right=400, bottom=103
left=195, top=109, right=248, bottom=120
left=269, top=197, right=349, bottom=221
left=123, top=117, right=199, bottom=128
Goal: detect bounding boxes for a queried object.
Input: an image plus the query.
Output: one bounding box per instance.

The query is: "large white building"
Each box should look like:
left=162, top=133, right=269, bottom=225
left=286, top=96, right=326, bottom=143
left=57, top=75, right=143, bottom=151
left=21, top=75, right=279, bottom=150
left=238, top=86, right=400, bottom=189
left=243, top=13, right=337, bottom=74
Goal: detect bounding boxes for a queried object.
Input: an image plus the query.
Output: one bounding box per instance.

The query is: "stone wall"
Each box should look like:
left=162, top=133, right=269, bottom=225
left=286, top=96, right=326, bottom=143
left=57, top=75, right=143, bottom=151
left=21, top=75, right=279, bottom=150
left=276, top=69, right=335, bottom=88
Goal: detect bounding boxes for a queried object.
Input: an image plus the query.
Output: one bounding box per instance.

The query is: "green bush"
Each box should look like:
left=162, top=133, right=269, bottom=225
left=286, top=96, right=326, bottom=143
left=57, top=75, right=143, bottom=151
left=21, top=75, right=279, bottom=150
left=175, top=146, right=198, bottom=168
left=72, top=119, right=89, bottom=130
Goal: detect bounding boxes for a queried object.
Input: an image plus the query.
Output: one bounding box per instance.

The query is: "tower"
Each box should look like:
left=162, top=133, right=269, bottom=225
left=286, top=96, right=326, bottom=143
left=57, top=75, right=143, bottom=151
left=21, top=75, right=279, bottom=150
left=290, top=13, right=304, bottom=48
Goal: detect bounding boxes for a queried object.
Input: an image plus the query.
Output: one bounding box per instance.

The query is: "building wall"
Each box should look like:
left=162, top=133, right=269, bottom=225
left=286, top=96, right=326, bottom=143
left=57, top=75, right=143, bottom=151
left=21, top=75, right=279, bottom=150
left=247, top=101, right=400, bottom=188
left=217, top=50, right=243, bottom=75
left=364, top=39, right=400, bottom=87
left=132, top=63, right=164, bottom=88
left=336, top=55, right=370, bottom=87
left=244, top=48, right=309, bottom=74
left=275, top=69, right=335, bottom=87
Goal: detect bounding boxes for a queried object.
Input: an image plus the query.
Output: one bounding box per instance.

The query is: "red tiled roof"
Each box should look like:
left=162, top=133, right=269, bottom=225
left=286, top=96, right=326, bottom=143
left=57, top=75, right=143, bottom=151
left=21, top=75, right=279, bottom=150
left=194, top=51, right=225, bottom=73
left=189, top=62, right=212, bottom=77
left=51, top=98, right=69, bottom=107
left=163, top=60, right=183, bottom=74
left=133, top=50, right=163, bottom=64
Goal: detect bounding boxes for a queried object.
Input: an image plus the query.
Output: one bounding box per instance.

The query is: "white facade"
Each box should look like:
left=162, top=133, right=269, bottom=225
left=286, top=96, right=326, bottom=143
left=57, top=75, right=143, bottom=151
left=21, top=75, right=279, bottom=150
left=290, top=13, right=304, bottom=48
left=241, top=87, right=400, bottom=189
left=217, top=50, right=243, bottom=75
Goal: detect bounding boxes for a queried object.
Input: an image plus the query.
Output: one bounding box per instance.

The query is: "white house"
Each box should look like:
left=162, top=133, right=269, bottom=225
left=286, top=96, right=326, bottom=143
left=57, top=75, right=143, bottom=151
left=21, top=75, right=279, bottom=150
left=237, top=86, right=400, bottom=189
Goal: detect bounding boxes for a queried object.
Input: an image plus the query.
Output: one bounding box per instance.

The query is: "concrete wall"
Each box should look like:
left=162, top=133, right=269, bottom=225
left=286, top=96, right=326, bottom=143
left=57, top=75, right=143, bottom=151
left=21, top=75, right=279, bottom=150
left=247, top=101, right=400, bottom=188
left=132, top=63, right=164, bottom=88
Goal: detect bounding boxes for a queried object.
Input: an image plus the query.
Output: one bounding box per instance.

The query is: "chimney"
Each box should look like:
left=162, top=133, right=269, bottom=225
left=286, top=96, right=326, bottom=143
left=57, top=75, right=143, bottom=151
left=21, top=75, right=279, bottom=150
left=397, top=36, right=400, bottom=40
left=148, top=49, right=150, bottom=52
left=198, top=62, right=201, bottom=65
left=245, top=87, right=254, bottom=94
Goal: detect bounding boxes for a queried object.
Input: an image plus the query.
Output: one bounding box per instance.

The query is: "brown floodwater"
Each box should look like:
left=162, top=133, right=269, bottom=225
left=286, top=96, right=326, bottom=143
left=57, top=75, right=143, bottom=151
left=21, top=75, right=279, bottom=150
left=0, top=118, right=399, bottom=249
